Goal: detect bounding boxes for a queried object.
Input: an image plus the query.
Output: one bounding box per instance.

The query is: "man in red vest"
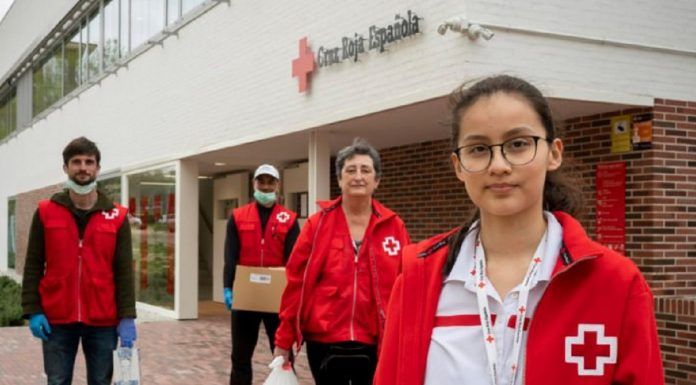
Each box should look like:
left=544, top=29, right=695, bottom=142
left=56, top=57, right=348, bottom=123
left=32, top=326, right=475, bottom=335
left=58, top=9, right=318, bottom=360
left=21, top=137, right=136, bottom=385
left=223, top=164, right=300, bottom=385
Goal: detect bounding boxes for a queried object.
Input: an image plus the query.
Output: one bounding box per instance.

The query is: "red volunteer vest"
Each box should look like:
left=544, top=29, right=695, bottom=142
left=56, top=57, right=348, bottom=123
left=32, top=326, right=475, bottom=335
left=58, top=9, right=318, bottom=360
left=38, top=200, right=128, bottom=326
left=233, top=202, right=297, bottom=267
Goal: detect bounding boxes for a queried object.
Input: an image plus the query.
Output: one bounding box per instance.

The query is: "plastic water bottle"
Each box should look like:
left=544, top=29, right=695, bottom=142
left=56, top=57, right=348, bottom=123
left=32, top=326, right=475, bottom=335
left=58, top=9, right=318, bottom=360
left=114, top=347, right=139, bottom=385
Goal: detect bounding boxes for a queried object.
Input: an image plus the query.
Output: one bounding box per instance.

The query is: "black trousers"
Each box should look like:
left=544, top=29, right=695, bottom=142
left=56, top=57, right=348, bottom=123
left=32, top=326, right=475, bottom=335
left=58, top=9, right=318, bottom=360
left=230, top=310, right=280, bottom=385
left=306, top=341, right=378, bottom=385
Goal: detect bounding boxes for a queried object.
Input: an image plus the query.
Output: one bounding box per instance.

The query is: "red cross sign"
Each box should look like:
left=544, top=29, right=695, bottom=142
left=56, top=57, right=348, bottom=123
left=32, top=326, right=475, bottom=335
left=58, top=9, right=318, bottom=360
left=101, top=208, right=119, bottom=220
left=292, top=37, right=315, bottom=93
left=276, top=211, right=290, bottom=223
left=382, top=236, right=401, bottom=256
left=565, top=324, right=617, bottom=376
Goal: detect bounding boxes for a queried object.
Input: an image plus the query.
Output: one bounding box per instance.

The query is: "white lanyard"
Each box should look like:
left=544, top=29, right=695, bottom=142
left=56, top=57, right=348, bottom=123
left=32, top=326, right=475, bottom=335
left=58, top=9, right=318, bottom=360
left=473, top=232, right=547, bottom=385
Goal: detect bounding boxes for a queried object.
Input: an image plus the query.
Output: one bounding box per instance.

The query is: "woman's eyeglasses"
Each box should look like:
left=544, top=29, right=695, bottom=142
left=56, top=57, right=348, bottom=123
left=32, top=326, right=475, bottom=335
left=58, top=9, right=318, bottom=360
left=453, top=136, right=552, bottom=173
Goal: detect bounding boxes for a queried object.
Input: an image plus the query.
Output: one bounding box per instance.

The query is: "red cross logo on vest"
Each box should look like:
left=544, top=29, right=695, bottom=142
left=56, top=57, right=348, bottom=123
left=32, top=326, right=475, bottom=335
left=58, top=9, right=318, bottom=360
left=276, top=211, right=290, bottom=223
left=382, top=236, right=401, bottom=256
left=565, top=323, right=617, bottom=376
left=101, top=208, right=119, bottom=220
left=292, top=37, right=315, bottom=93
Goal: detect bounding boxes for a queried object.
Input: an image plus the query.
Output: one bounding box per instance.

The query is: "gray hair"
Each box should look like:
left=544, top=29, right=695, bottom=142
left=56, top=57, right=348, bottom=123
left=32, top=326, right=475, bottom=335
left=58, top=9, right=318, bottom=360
left=335, top=137, right=382, bottom=180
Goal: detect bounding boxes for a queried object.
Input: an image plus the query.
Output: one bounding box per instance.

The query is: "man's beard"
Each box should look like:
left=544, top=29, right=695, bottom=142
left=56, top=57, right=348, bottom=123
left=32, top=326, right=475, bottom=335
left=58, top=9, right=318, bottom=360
left=71, top=174, right=96, bottom=186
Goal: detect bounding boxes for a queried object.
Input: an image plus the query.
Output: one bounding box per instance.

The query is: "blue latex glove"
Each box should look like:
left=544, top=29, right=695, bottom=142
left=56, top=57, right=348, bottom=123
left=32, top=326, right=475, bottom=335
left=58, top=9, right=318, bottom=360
left=224, top=288, right=233, bottom=311
left=117, top=318, right=137, bottom=348
left=29, top=313, right=51, bottom=341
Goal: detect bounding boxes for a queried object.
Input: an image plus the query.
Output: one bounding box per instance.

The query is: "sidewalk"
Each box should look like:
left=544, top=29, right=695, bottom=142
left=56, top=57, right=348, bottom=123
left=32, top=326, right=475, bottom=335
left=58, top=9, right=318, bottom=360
left=0, top=303, right=313, bottom=385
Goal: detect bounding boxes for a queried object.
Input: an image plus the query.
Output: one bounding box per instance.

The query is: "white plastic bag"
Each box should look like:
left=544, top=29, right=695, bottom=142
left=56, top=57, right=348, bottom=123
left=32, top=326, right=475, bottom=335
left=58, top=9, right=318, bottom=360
left=112, top=347, right=141, bottom=385
left=263, top=356, right=299, bottom=385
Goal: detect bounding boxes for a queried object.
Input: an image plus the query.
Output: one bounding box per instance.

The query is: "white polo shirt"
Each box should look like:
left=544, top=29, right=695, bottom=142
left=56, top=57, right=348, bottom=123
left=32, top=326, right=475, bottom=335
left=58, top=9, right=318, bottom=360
left=423, top=212, right=563, bottom=385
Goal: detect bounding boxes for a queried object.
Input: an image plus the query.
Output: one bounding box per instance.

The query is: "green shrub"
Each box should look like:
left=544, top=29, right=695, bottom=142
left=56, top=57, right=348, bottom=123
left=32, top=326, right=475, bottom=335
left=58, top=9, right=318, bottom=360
left=0, top=276, right=24, bottom=327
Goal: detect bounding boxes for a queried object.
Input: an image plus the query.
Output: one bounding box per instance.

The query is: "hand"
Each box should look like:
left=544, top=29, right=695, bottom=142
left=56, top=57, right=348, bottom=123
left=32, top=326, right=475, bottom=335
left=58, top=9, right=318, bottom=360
left=273, top=347, right=292, bottom=369
left=224, top=288, right=233, bottom=311
left=117, top=318, right=137, bottom=348
left=29, top=313, right=51, bottom=341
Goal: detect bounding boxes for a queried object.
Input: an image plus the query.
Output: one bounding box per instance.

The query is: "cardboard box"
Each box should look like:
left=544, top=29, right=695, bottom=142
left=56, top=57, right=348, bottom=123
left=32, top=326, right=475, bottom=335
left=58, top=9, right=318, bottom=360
left=232, top=265, right=287, bottom=313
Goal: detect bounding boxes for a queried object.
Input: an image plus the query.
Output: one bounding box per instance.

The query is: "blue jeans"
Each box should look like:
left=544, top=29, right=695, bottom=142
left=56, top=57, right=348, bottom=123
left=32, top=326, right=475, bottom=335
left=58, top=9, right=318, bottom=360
left=42, top=323, right=118, bottom=385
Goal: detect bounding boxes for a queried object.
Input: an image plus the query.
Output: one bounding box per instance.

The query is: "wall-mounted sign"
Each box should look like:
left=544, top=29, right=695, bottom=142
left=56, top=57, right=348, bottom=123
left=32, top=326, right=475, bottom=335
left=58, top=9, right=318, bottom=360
left=292, top=37, right=315, bottom=93
left=632, top=112, right=653, bottom=150
left=595, top=162, right=626, bottom=254
left=610, top=115, right=632, bottom=153
left=291, top=10, right=423, bottom=93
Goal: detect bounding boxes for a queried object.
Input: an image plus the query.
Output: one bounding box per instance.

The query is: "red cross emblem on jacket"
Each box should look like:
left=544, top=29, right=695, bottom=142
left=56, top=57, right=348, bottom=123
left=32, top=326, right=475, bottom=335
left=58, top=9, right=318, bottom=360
left=382, top=236, right=401, bottom=256
left=565, top=323, right=617, bottom=376
left=276, top=211, right=291, bottom=223
left=101, top=208, right=119, bottom=220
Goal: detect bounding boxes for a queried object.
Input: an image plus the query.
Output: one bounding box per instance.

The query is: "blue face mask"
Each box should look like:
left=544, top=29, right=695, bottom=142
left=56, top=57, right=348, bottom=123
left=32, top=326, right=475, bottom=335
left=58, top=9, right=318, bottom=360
left=65, top=178, right=97, bottom=195
left=253, top=190, right=276, bottom=206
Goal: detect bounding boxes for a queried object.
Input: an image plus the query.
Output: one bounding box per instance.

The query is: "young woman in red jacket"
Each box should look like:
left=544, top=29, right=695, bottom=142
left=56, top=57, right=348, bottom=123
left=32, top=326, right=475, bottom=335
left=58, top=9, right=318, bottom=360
left=274, top=138, right=410, bottom=385
left=374, top=75, right=664, bottom=385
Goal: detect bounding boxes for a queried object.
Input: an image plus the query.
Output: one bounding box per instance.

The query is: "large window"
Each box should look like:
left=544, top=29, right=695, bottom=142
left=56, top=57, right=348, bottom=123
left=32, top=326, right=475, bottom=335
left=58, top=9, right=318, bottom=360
left=128, top=167, right=176, bottom=309
left=7, top=198, right=16, bottom=269
left=131, top=0, right=165, bottom=49
left=0, top=88, right=16, bottom=141
left=120, top=0, right=130, bottom=56
left=79, top=18, right=89, bottom=86
left=103, top=0, right=120, bottom=68
left=87, top=10, right=102, bottom=81
left=64, top=27, right=81, bottom=94
left=167, top=0, right=181, bottom=25
left=182, top=0, right=204, bottom=15
left=99, top=176, right=122, bottom=204
left=33, top=44, right=63, bottom=117
left=28, top=0, right=209, bottom=119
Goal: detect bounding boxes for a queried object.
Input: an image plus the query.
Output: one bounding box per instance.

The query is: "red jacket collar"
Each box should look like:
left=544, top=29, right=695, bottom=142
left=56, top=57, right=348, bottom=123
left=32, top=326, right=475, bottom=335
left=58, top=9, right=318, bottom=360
left=410, top=211, right=604, bottom=274
left=317, top=196, right=396, bottom=223
left=553, top=211, right=602, bottom=255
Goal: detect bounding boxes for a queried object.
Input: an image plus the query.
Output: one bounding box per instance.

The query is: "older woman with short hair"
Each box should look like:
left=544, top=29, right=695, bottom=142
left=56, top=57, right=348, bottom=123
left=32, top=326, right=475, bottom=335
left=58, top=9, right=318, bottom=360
left=274, top=137, right=410, bottom=385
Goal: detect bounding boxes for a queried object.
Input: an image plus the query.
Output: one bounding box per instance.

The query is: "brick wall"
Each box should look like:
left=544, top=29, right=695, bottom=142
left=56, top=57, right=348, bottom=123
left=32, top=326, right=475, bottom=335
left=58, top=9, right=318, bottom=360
left=651, top=99, right=696, bottom=385
left=13, top=184, right=62, bottom=275
left=563, top=107, right=655, bottom=278
left=656, top=297, right=696, bottom=384
left=329, top=141, right=473, bottom=242
left=374, top=140, right=472, bottom=242
left=564, top=101, right=696, bottom=296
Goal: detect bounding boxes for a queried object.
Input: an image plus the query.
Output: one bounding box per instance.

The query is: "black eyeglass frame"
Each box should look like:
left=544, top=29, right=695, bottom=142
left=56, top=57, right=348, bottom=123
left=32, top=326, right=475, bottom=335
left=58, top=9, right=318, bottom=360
left=453, top=135, right=553, bottom=173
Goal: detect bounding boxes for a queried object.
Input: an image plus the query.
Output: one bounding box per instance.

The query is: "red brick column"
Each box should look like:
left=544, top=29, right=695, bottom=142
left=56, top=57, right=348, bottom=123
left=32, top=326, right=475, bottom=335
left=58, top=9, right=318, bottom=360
left=650, top=99, right=696, bottom=385
left=13, top=184, right=63, bottom=274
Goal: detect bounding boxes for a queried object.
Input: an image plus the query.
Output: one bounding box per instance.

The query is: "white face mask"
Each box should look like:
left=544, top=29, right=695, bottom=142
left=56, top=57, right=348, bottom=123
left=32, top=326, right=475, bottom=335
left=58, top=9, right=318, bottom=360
left=65, top=179, right=97, bottom=195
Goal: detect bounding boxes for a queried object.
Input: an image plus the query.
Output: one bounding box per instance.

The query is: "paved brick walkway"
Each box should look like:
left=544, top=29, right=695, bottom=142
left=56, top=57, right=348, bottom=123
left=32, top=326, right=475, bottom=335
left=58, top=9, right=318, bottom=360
left=0, top=312, right=313, bottom=385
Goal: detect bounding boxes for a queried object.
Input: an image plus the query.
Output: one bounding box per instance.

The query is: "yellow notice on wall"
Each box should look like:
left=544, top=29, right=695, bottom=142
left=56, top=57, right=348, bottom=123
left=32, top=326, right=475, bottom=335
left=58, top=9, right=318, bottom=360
left=610, top=115, right=632, bottom=153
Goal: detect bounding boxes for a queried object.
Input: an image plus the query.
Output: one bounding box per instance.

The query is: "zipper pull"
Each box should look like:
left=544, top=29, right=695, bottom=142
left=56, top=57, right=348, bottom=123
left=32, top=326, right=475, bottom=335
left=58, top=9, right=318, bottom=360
left=79, top=239, right=83, bottom=248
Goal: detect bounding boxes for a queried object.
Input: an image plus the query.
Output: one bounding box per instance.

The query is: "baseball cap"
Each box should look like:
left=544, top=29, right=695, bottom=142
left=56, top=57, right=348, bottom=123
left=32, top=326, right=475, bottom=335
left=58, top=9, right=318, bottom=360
left=254, top=164, right=280, bottom=180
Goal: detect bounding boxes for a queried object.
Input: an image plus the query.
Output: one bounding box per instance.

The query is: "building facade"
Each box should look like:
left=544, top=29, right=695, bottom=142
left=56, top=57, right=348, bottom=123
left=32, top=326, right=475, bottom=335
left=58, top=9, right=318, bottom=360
left=0, top=0, right=694, bottom=383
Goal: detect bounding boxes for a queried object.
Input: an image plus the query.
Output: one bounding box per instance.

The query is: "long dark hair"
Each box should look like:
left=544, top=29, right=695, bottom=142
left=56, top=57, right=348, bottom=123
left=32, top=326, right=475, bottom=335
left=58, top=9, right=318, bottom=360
left=444, top=75, right=583, bottom=275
